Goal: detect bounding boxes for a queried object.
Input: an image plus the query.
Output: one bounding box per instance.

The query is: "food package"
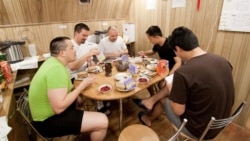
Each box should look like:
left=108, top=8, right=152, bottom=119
left=0, top=61, right=13, bottom=83
left=115, top=81, right=126, bottom=90
left=124, top=77, right=136, bottom=90
left=128, top=64, right=138, bottom=75
left=156, top=59, right=169, bottom=76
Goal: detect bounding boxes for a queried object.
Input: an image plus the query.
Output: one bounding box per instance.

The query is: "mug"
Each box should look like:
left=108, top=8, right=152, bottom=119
left=103, top=63, right=112, bottom=77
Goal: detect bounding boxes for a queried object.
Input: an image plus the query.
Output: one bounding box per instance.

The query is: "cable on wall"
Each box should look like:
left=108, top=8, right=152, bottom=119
left=205, top=0, right=219, bottom=51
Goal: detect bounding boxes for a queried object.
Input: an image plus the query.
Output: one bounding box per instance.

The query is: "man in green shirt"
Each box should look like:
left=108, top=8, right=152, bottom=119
left=29, top=36, right=108, bottom=141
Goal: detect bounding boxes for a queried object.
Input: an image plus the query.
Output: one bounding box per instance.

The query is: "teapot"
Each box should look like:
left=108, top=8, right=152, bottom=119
left=116, top=59, right=128, bottom=72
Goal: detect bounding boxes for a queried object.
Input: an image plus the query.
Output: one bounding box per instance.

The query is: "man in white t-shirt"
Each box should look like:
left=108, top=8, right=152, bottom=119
left=68, top=23, right=110, bottom=115
left=67, top=23, right=100, bottom=79
left=99, top=25, right=128, bottom=60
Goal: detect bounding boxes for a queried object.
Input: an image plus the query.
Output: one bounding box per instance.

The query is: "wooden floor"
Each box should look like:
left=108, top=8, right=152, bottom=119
left=53, top=90, right=250, bottom=141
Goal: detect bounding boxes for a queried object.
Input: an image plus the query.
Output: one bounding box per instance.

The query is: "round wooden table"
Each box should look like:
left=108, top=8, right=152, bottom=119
left=74, top=64, right=168, bottom=131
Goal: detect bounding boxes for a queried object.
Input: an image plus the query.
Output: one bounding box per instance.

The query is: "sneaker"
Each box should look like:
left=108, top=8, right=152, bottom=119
left=104, top=101, right=111, bottom=108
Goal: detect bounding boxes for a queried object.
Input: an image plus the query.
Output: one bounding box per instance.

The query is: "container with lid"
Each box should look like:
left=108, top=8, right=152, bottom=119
left=0, top=41, right=25, bottom=63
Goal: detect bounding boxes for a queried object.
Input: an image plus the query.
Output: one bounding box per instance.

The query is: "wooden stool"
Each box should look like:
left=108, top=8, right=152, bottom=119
left=118, top=124, right=159, bottom=141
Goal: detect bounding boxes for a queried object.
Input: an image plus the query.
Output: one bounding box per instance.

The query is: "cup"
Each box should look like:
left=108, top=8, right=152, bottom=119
left=28, top=44, right=37, bottom=57
left=103, top=63, right=112, bottom=77
left=128, top=64, right=138, bottom=77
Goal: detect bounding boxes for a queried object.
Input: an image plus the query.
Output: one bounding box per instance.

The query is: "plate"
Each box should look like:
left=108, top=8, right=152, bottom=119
left=115, top=77, right=136, bottom=92
left=98, top=84, right=112, bottom=93
left=150, top=59, right=158, bottom=64
left=114, top=73, right=132, bottom=81
left=86, top=66, right=101, bottom=73
left=75, top=72, right=89, bottom=80
left=116, top=87, right=135, bottom=92
left=129, top=57, right=143, bottom=64
left=75, top=74, right=88, bottom=81
left=140, top=70, right=157, bottom=77
left=146, top=64, right=157, bottom=71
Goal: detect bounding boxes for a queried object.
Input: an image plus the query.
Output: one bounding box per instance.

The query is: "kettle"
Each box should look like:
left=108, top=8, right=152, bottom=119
left=0, top=41, right=25, bottom=63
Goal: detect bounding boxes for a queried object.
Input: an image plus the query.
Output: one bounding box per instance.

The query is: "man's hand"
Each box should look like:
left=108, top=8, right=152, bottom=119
left=89, top=49, right=100, bottom=56
left=138, top=51, right=145, bottom=57
left=79, top=75, right=96, bottom=89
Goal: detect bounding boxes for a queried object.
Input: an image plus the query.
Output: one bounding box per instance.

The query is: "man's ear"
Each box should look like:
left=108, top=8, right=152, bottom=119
left=59, top=50, right=66, bottom=57
left=175, top=46, right=181, bottom=52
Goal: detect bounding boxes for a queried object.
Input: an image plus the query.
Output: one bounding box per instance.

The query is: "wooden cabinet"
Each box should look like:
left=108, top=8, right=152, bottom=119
left=7, top=93, right=30, bottom=141
left=0, top=56, right=46, bottom=141
left=0, top=72, right=29, bottom=141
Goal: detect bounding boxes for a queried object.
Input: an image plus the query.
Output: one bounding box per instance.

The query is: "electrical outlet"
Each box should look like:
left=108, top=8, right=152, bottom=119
left=59, top=24, right=67, bottom=29
left=102, top=22, right=108, bottom=26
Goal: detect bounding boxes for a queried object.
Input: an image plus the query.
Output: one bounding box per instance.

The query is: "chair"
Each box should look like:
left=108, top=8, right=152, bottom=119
left=168, top=118, right=188, bottom=141
left=182, top=101, right=247, bottom=141
left=118, top=118, right=188, bottom=141
left=16, top=89, right=50, bottom=141
left=16, top=89, right=79, bottom=141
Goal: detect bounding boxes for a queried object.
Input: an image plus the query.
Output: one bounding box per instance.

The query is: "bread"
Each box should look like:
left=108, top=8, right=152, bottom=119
left=88, top=66, right=96, bottom=72
left=116, top=81, right=126, bottom=90
left=77, top=71, right=88, bottom=79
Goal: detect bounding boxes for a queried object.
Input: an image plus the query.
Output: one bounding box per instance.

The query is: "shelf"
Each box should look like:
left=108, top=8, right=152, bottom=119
left=14, top=80, right=30, bottom=89
left=13, top=55, right=46, bottom=89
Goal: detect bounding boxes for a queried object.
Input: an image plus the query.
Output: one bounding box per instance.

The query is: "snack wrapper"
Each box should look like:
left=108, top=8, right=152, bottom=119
left=124, top=77, right=136, bottom=90
left=156, top=59, right=168, bottom=76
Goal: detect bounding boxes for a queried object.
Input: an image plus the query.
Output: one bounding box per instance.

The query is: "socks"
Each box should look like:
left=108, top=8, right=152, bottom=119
left=97, top=101, right=105, bottom=110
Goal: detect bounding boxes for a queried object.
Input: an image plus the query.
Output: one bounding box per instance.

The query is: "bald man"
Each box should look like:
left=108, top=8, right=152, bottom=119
left=98, top=25, right=128, bottom=59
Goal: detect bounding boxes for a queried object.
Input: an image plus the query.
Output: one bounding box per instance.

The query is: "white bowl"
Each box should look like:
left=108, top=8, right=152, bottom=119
left=114, top=73, right=132, bottom=81
left=98, top=84, right=112, bottom=93
left=150, top=59, right=158, bottom=64
left=146, top=64, right=157, bottom=71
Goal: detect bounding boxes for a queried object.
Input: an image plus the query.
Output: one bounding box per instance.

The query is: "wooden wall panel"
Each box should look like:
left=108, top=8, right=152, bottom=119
left=0, top=0, right=9, bottom=25
left=0, top=20, right=126, bottom=56
left=10, top=0, right=25, bottom=24
left=19, top=0, right=31, bottom=23
left=2, top=0, right=17, bottom=24
left=0, top=0, right=132, bottom=25
left=41, top=0, right=50, bottom=22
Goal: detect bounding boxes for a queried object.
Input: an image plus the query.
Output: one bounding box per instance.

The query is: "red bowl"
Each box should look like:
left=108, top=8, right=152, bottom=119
left=137, top=77, right=149, bottom=84
left=98, top=84, right=112, bottom=93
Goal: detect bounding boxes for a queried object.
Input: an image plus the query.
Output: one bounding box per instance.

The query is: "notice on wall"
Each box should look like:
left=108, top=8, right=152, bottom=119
left=172, top=0, right=186, bottom=8
left=146, top=0, right=156, bottom=10
left=219, top=0, right=250, bottom=32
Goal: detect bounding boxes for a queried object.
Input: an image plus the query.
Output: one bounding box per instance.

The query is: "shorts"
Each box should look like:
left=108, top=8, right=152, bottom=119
left=32, top=105, right=84, bottom=137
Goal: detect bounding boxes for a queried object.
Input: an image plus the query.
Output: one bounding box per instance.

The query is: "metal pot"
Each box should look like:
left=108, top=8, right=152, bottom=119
left=0, top=41, right=25, bottom=63
left=95, top=30, right=107, bottom=44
